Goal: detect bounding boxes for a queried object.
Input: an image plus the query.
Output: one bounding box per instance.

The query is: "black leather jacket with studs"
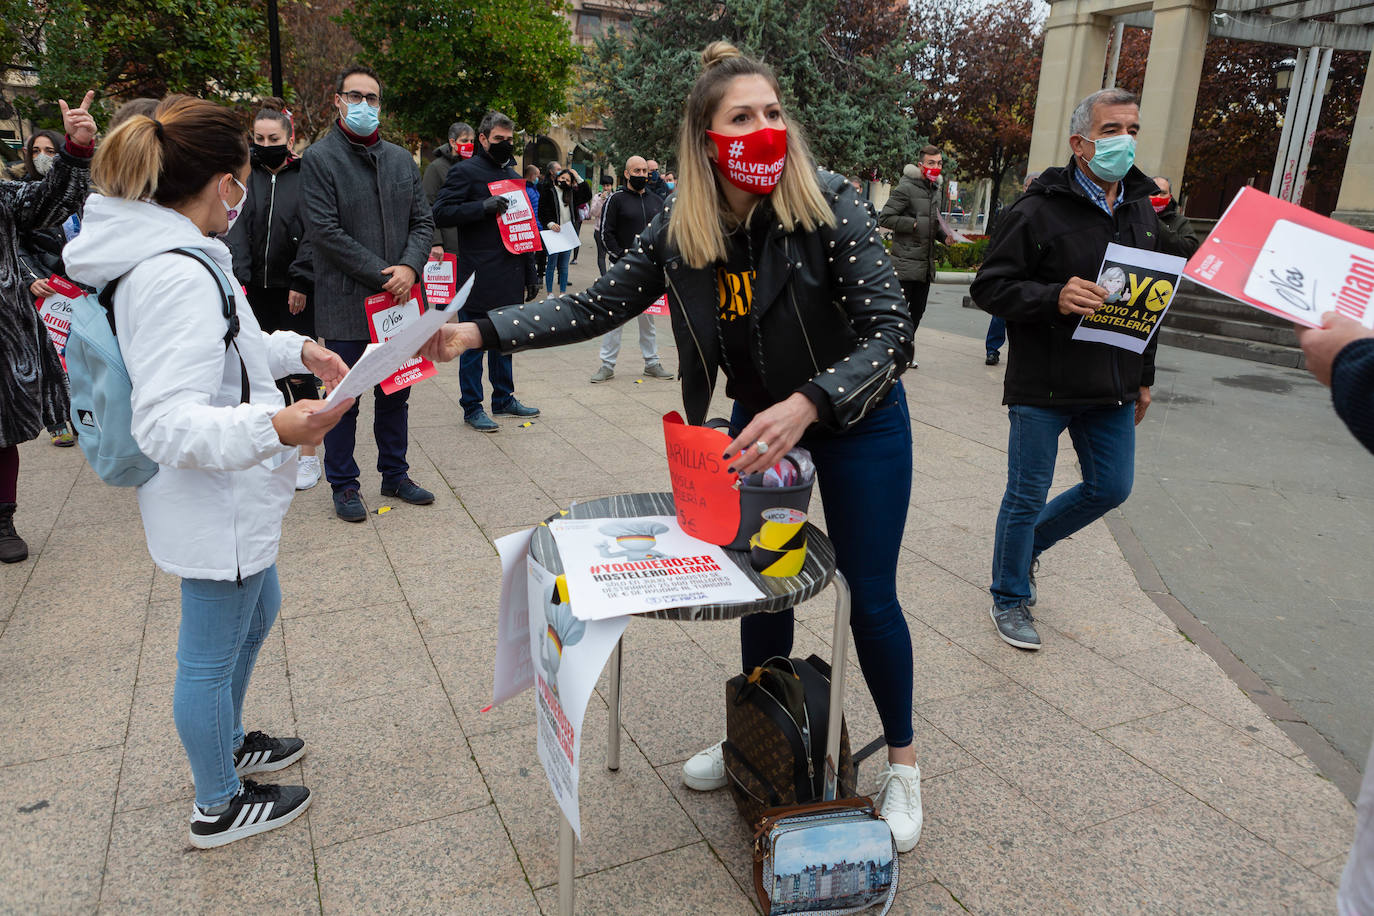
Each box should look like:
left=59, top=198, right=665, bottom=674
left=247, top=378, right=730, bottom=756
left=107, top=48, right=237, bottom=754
left=480, top=169, right=914, bottom=432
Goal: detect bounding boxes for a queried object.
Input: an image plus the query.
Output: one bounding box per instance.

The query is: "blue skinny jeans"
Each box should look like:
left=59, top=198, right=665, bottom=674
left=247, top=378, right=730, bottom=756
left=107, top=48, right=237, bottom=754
left=737, top=385, right=916, bottom=748
left=174, top=565, right=281, bottom=808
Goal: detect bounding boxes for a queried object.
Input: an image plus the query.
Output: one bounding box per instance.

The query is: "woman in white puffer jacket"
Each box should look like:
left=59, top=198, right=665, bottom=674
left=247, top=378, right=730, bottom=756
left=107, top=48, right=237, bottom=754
left=65, top=95, right=353, bottom=849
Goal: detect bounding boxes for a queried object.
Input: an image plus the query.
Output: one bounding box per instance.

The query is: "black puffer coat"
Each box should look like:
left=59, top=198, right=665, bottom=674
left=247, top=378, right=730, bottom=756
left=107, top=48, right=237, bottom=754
left=0, top=144, right=86, bottom=446
left=484, top=170, right=914, bottom=432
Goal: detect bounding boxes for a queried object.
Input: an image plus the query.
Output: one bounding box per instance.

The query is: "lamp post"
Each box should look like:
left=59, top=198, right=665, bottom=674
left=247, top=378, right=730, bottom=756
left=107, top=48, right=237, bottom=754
left=266, top=0, right=284, bottom=98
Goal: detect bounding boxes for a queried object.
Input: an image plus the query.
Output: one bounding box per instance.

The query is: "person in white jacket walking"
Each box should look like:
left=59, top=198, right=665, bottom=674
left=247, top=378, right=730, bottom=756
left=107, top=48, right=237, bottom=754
left=65, top=96, right=352, bottom=849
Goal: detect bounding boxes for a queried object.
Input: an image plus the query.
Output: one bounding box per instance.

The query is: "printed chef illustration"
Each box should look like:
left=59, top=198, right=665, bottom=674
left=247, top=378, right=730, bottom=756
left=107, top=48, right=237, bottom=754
left=539, top=574, right=586, bottom=697
left=596, top=520, right=670, bottom=561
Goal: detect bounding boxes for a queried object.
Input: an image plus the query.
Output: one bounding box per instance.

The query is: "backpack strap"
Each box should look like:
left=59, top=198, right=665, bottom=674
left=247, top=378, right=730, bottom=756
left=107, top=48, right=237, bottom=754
left=167, top=248, right=250, bottom=405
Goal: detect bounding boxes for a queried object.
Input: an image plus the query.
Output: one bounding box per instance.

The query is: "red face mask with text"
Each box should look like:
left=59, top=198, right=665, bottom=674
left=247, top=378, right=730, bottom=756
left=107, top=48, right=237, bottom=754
left=705, top=126, right=788, bottom=194
left=921, top=165, right=941, bottom=182
left=456, top=142, right=474, bottom=159
left=1149, top=194, right=1170, bottom=213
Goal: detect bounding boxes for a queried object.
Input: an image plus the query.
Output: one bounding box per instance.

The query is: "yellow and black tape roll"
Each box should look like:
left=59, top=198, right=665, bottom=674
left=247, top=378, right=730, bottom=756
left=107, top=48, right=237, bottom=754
left=749, top=532, right=806, bottom=577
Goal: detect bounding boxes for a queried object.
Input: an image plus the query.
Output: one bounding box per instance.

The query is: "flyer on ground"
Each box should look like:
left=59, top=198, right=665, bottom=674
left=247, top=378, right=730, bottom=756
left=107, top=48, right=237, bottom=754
left=1185, top=186, right=1374, bottom=329
left=1071, top=243, right=1186, bottom=353
left=548, top=515, right=763, bottom=621
left=526, top=556, right=628, bottom=838
left=488, top=179, right=542, bottom=255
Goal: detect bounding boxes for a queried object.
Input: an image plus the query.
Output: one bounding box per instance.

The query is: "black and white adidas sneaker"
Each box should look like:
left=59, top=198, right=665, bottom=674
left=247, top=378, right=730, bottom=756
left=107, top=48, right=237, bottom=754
left=189, top=779, right=311, bottom=849
left=234, top=730, right=306, bottom=776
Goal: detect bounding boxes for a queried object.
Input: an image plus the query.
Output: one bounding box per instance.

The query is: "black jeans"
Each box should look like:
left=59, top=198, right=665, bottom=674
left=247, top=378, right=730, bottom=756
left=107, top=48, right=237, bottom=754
left=899, top=279, right=931, bottom=333
left=322, top=338, right=411, bottom=491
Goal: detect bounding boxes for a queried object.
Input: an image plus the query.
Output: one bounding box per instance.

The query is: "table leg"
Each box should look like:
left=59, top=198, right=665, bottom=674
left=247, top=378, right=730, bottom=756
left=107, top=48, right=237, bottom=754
left=558, top=813, right=576, bottom=916
left=606, top=636, right=623, bottom=771
left=824, top=570, right=852, bottom=801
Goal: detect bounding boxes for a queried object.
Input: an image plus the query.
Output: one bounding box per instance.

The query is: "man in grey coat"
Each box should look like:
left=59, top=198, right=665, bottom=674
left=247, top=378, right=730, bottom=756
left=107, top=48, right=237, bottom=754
left=879, top=145, right=948, bottom=367
left=301, top=64, right=437, bottom=522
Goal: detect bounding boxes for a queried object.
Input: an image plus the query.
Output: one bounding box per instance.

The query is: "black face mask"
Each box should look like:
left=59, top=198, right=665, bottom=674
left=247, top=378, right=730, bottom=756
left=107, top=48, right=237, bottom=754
left=251, top=143, right=290, bottom=169
left=627, top=175, right=648, bottom=192
left=486, top=138, right=514, bottom=164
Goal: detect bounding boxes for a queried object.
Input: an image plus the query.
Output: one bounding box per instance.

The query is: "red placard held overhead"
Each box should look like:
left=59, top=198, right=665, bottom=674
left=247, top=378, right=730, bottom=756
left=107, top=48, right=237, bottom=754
left=662, top=411, right=740, bottom=546
left=364, top=284, right=438, bottom=395
left=488, top=179, right=543, bottom=255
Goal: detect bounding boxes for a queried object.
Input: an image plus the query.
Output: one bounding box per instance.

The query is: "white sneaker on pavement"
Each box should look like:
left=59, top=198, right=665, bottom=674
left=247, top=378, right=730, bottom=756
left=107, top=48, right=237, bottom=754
left=874, top=761, right=923, bottom=853
left=295, top=455, right=321, bottom=491
left=682, top=741, right=727, bottom=791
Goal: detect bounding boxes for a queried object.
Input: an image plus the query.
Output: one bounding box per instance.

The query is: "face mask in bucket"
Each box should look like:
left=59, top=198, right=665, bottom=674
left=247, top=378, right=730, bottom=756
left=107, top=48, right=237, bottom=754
left=707, top=126, right=787, bottom=194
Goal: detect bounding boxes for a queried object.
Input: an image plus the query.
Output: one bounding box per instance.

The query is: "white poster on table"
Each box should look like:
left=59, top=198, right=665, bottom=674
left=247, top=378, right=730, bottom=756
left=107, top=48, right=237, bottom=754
left=527, top=557, right=628, bottom=838
left=548, top=515, right=763, bottom=621
left=490, top=527, right=536, bottom=708
left=540, top=221, right=581, bottom=253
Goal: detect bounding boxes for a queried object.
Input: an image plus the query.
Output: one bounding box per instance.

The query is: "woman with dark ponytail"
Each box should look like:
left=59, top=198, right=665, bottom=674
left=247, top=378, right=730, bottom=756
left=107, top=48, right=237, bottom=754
left=0, top=91, right=96, bottom=561
left=65, top=95, right=353, bottom=849
left=227, top=97, right=323, bottom=490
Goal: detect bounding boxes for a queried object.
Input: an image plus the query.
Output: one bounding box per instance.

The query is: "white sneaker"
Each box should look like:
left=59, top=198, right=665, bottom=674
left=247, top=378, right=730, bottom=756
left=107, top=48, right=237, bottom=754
left=295, top=455, right=321, bottom=491
left=682, top=741, right=727, bottom=791
left=874, top=762, right=923, bottom=852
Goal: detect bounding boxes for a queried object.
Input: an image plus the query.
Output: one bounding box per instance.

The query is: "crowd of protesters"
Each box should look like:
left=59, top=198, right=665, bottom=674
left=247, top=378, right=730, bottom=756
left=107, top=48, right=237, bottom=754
left=2, top=53, right=1369, bottom=910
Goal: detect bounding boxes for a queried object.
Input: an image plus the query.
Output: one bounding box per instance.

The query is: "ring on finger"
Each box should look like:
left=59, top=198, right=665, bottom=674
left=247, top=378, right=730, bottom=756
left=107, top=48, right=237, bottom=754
left=755, top=440, right=769, bottom=454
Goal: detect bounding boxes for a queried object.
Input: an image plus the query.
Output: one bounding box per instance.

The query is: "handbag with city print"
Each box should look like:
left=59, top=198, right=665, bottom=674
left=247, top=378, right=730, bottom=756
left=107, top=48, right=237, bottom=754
left=751, top=796, right=898, bottom=915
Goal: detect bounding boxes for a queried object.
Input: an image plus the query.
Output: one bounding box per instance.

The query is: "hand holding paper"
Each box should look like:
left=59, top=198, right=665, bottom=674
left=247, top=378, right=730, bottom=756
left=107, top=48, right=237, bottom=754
left=301, top=340, right=348, bottom=391
left=1296, top=312, right=1374, bottom=386
left=540, top=221, right=580, bottom=254
left=273, top=397, right=353, bottom=446
left=1059, top=277, right=1108, bottom=316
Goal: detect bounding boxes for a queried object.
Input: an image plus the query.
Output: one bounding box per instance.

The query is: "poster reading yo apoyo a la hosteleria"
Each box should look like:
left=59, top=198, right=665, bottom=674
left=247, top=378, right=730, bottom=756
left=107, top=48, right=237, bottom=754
left=488, top=179, right=543, bottom=255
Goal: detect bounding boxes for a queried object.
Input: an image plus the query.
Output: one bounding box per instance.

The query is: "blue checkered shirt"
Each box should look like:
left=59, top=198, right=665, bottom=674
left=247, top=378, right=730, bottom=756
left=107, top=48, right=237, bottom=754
left=1072, top=163, right=1120, bottom=215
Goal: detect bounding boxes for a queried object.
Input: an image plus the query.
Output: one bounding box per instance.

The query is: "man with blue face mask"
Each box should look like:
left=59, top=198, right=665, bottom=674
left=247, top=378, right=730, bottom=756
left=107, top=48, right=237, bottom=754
left=301, top=64, right=438, bottom=522
left=971, top=88, right=1163, bottom=652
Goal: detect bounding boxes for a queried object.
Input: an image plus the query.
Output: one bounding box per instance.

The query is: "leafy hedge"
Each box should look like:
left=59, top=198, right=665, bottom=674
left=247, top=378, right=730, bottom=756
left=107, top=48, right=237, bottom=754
left=936, top=238, right=991, bottom=270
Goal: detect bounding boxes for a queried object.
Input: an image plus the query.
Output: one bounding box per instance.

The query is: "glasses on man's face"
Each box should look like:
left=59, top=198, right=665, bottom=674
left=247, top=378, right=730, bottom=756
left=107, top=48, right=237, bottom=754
left=340, top=90, right=381, bottom=108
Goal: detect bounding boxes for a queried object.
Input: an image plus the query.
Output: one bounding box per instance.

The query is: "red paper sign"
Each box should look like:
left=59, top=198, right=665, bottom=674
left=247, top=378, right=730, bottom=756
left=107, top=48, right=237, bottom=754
left=36, top=294, right=75, bottom=371
left=488, top=179, right=543, bottom=255
left=645, top=294, right=669, bottom=316
left=423, top=254, right=458, bottom=304
left=1185, top=186, right=1374, bottom=329
left=365, top=283, right=438, bottom=395
left=663, top=411, right=740, bottom=546
left=47, top=275, right=82, bottom=299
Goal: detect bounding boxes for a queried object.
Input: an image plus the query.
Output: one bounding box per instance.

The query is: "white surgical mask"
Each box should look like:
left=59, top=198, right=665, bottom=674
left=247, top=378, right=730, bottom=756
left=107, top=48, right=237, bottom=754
left=222, top=176, right=247, bottom=233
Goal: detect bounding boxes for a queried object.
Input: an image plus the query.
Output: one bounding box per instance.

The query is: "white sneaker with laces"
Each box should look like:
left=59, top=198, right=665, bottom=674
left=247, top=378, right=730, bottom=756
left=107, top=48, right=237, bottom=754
left=682, top=741, right=727, bottom=791
left=295, top=455, right=321, bottom=491
left=874, top=761, right=923, bottom=852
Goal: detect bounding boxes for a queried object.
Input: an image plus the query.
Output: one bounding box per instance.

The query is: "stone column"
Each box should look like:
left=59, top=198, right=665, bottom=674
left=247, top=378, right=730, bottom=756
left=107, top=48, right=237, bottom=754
left=1136, top=0, right=1212, bottom=188
left=1028, top=0, right=1112, bottom=173
left=1333, top=44, right=1374, bottom=229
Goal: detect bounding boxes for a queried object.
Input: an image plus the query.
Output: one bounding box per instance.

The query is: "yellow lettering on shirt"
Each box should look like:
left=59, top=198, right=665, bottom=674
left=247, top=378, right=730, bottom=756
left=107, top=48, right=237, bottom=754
left=717, top=267, right=756, bottom=322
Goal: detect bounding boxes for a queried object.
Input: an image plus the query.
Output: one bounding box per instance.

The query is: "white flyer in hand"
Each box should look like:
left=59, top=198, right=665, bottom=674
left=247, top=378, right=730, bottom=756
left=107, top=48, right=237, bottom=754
left=548, top=515, right=763, bottom=620
left=323, top=273, right=474, bottom=407
left=540, top=221, right=580, bottom=253
left=1243, top=219, right=1374, bottom=328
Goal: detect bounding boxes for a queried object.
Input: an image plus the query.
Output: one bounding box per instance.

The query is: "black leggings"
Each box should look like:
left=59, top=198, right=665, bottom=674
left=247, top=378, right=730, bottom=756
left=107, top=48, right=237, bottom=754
left=898, top=279, right=931, bottom=333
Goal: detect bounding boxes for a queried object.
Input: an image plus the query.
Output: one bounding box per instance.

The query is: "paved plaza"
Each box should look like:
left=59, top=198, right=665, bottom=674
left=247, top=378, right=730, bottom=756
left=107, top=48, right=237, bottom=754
left=0, top=258, right=1359, bottom=913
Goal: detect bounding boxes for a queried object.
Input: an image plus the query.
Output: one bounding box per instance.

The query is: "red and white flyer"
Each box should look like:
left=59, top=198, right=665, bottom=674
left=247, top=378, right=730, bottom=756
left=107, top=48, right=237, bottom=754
left=1184, top=186, right=1374, bottom=329
left=422, top=254, right=458, bottom=305
left=488, top=179, right=543, bottom=255
left=36, top=294, right=75, bottom=370
left=364, top=284, right=437, bottom=394
left=645, top=294, right=669, bottom=316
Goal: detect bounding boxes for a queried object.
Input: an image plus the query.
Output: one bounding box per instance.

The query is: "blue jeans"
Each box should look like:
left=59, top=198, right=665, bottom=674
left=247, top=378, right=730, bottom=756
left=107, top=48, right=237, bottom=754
left=545, top=249, right=571, bottom=293
left=175, top=566, right=282, bottom=808
left=991, top=403, right=1135, bottom=609
left=323, top=339, right=411, bottom=491
left=456, top=308, right=515, bottom=417
left=737, top=385, right=916, bottom=748
left=986, top=317, right=1006, bottom=355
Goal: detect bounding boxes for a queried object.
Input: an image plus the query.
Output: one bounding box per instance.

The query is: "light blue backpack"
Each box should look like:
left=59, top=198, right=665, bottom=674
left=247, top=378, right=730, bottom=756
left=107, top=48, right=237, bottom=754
left=66, top=247, right=248, bottom=486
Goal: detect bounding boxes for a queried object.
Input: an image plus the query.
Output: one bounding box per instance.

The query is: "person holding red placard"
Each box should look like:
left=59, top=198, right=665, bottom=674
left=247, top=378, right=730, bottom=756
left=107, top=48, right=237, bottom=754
left=421, top=43, right=925, bottom=851
left=432, top=111, right=541, bottom=433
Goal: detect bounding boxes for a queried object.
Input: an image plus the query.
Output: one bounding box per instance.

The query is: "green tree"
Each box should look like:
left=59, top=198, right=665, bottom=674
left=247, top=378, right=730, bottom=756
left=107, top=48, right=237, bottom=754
left=39, top=0, right=267, bottom=105
left=578, top=0, right=926, bottom=180
left=342, top=0, right=579, bottom=142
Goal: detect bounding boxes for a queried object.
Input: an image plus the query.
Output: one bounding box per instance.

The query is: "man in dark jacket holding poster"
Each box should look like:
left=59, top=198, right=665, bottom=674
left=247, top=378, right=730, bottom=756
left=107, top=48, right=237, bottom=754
left=433, top=111, right=539, bottom=433
left=971, top=87, right=1163, bottom=652
left=301, top=64, right=437, bottom=521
